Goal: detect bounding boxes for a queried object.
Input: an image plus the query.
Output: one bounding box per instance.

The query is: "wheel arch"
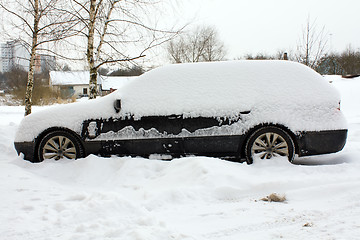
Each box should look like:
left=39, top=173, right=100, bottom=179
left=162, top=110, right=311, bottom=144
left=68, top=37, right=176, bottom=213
left=240, top=123, right=299, bottom=158
left=34, top=127, right=85, bottom=161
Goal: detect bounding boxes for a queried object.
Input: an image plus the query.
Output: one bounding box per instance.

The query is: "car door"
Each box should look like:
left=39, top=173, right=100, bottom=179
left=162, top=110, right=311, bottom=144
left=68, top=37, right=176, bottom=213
left=181, top=113, right=249, bottom=156
left=81, top=114, right=184, bottom=156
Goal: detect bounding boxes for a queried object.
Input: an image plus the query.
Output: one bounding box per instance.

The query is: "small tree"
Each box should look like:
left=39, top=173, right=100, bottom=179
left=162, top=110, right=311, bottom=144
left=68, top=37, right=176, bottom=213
left=296, top=17, right=328, bottom=69
left=167, top=25, right=226, bottom=63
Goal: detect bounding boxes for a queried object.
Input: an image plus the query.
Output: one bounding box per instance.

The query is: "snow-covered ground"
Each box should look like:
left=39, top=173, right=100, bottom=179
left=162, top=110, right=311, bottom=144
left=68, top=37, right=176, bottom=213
left=0, top=76, right=360, bottom=240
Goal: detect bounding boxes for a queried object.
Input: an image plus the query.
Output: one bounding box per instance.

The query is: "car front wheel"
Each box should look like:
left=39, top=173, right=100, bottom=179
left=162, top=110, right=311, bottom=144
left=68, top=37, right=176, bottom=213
left=38, top=130, right=83, bottom=161
left=245, top=126, right=295, bottom=164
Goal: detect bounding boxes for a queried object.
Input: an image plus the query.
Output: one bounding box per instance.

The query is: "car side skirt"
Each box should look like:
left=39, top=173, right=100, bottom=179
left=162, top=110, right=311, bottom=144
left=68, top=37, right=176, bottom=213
left=84, top=135, right=246, bottom=158
left=83, top=129, right=348, bottom=158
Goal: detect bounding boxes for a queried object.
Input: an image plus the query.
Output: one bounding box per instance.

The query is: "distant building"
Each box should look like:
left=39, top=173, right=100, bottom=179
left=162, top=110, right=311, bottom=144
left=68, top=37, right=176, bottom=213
left=0, top=40, right=29, bottom=72
left=49, top=71, right=102, bottom=98
left=35, top=55, right=56, bottom=73
left=49, top=71, right=137, bottom=98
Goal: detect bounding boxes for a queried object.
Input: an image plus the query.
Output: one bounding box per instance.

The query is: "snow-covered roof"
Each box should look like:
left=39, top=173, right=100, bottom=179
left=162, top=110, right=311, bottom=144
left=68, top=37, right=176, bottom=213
left=101, top=76, right=136, bottom=91
left=119, top=60, right=341, bottom=118
left=49, top=71, right=102, bottom=86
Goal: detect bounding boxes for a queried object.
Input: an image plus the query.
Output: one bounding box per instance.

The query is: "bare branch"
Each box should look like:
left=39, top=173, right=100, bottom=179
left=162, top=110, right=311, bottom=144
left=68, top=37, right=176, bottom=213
left=96, top=54, right=145, bottom=68
left=72, top=0, right=90, bottom=14
left=0, top=3, right=34, bottom=33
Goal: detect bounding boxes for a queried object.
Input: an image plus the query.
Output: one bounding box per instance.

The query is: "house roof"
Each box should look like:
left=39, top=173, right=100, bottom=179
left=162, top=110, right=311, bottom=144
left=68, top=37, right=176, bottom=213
left=49, top=71, right=102, bottom=86
left=101, top=76, right=137, bottom=91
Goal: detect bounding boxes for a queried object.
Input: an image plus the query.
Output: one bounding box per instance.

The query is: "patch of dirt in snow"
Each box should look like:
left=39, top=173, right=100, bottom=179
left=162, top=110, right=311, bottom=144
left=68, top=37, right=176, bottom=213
left=260, top=193, right=286, bottom=202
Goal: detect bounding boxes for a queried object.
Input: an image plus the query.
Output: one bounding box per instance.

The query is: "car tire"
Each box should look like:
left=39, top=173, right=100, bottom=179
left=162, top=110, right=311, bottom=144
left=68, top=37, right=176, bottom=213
left=245, top=126, right=295, bottom=164
left=38, top=130, right=84, bottom=162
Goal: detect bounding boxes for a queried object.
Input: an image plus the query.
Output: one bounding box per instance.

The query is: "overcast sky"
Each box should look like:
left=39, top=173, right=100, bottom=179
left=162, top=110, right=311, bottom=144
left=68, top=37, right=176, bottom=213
left=2, top=0, right=358, bottom=68
left=167, top=0, right=360, bottom=59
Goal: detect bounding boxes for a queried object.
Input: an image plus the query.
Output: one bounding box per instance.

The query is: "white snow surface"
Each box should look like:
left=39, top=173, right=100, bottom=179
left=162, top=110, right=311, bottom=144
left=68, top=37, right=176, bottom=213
left=15, top=61, right=347, bottom=142
left=0, top=75, right=360, bottom=239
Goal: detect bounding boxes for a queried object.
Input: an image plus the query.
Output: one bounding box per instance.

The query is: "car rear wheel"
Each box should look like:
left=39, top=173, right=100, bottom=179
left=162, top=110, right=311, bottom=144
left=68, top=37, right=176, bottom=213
left=38, top=130, right=83, bottom=161
left=245, top=126, right=295, bottom=164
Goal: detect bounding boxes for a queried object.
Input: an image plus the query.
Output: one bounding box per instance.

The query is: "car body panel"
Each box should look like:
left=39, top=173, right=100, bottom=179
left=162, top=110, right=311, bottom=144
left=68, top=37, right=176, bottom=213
left=296, top=129, right=348, bottom=156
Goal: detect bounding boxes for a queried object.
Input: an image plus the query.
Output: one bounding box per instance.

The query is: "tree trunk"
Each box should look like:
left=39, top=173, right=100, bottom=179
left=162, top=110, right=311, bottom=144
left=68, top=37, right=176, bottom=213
left=87, top=0, right=97, bottom=99
left=89, top=67, right=97, bottom=98
left=24, top=46, right=37, bottom=116
left=24, top=0, right=39, bottom=116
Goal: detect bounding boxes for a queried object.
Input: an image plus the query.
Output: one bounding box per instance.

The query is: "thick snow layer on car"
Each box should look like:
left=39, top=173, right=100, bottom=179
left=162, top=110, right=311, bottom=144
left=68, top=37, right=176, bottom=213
left=15, top=94, right=117, bottom=142
left=15, top=61, right=346, bottom=142
left=119, top=60, right=339, bottom=118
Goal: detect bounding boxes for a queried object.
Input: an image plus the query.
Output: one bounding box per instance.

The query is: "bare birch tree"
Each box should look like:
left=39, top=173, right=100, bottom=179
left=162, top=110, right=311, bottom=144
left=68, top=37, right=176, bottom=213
left=167, top=26, right=226, bottom=63
left=296, top=17, right=328, bottom=69
left=69, top=0, right=180, bottom=99
left=0, top=0, right=79, bottom=115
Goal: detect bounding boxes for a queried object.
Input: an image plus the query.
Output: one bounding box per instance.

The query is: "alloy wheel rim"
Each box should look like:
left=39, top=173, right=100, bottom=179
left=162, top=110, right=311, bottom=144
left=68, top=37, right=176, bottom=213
left=251, top=132, right=289, bottom=159
left=42, top=136, right=77, bottom=160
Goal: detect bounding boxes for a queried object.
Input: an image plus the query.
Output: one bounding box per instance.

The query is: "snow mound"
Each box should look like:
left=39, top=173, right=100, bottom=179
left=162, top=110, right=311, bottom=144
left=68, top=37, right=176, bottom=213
left=14, top=154, right=357, bottom=204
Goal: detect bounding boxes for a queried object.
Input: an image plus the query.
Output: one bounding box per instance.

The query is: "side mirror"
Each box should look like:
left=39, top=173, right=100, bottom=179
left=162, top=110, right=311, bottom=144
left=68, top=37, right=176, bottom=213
left=114, top=99, right=121, bottom=113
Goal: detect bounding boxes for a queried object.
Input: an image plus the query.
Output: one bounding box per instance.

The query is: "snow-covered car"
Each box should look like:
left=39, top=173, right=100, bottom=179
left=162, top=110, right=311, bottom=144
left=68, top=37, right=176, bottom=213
left=14, top=60, right=347, bottom=164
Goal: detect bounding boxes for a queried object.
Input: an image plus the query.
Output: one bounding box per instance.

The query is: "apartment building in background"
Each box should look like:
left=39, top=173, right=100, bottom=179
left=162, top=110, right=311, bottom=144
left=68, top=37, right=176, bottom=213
left=0, top=40, right=29, bottom=72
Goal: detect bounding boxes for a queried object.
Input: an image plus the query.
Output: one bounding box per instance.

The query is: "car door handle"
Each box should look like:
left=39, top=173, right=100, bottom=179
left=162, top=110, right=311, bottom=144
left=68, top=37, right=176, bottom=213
left=168, top=115, right=181, bottom=120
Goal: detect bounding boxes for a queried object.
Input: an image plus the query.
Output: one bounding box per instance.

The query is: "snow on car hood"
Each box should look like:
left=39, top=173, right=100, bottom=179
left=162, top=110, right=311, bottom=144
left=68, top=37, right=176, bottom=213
left=15, top=93, right=119, bottom=142
left=15, top=60, right=347, bottom=142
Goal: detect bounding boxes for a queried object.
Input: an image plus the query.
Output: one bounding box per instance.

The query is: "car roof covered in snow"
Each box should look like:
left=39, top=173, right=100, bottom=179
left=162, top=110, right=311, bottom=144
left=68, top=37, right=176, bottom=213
left=117, top=60, right=339, bottom=118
